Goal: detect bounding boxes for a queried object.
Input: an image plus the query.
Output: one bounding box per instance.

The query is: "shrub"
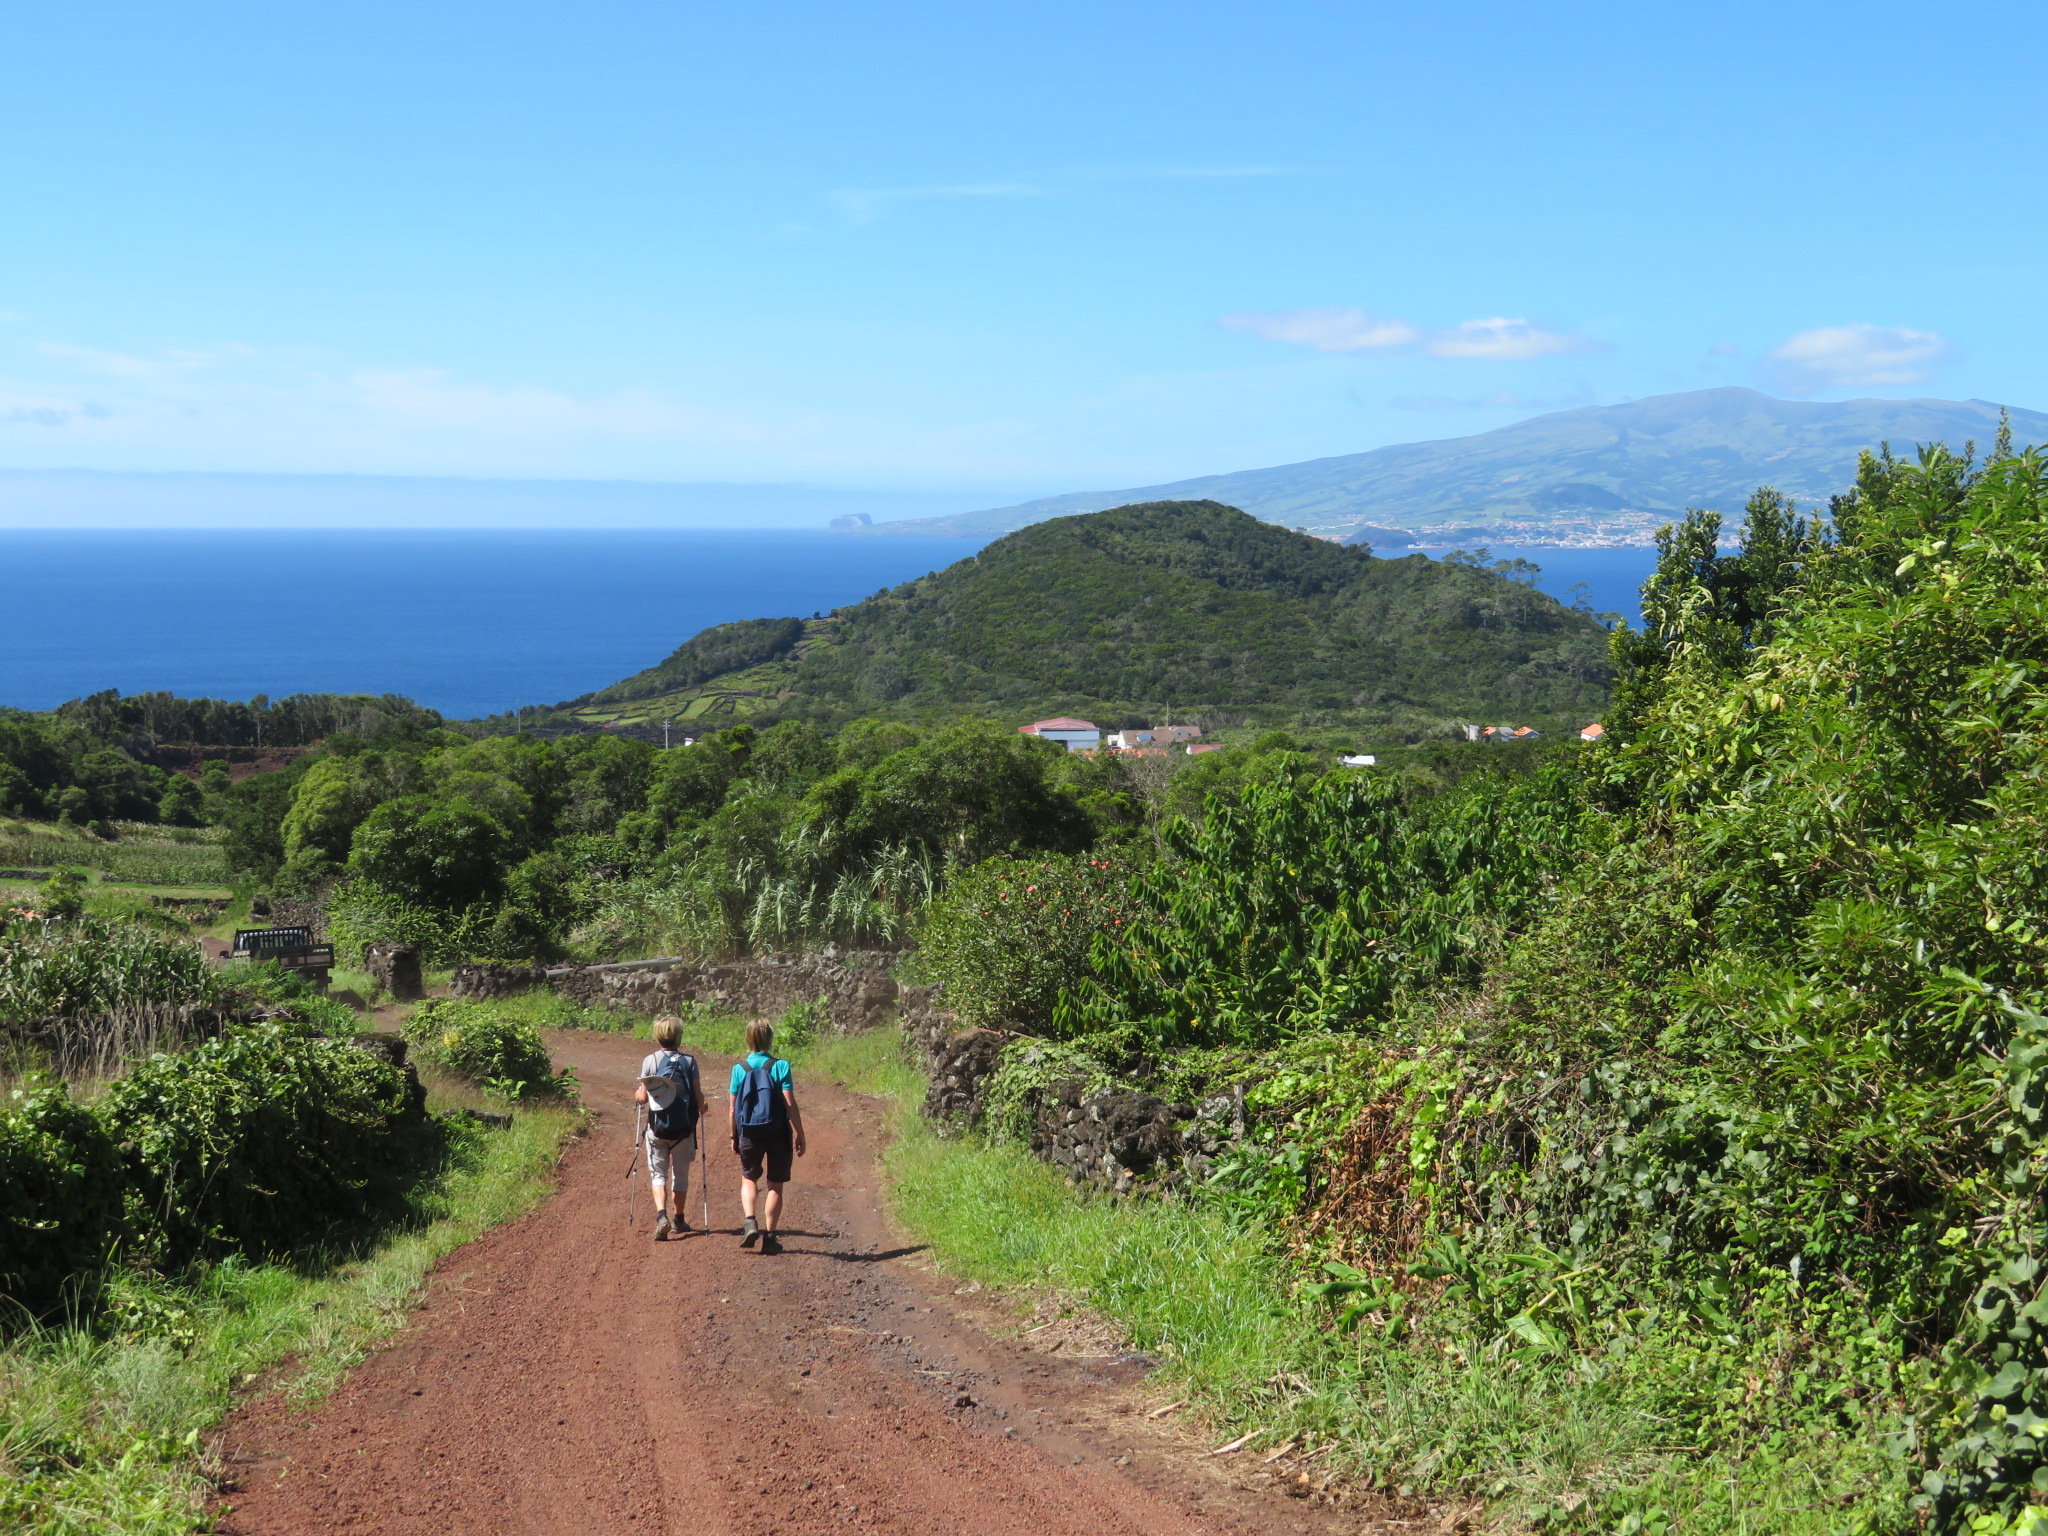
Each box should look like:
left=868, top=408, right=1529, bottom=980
left=401, top=998, right=565, bottom=1099
left=326, top=881, right=492, bottom=968
left=0, top=1082, right=123, bottom=1319
left=911, top=852, right=1133, bottom=1033
left=103, top=1021, right=432, bottom=1269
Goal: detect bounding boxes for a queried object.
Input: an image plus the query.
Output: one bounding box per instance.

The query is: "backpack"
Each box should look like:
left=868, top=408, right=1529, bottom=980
left=646, top=1050, right=701, bottom=1141
left=735, top=1056, right=789, bottom=1133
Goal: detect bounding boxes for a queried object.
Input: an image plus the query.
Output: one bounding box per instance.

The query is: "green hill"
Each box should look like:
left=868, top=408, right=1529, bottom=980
left=559, top=500, right=1611, bottom=731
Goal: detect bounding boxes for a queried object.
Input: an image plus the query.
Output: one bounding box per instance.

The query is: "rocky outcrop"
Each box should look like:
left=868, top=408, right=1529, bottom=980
left=365, top=943, right=425, bottom=1002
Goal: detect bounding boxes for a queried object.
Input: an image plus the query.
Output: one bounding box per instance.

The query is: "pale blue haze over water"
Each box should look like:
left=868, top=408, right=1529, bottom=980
left=0, top=532, right=1654, bottom=720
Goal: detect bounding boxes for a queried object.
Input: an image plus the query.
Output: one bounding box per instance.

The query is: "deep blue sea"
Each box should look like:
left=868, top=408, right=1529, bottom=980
left=0, top=531, right=1657, bottom=719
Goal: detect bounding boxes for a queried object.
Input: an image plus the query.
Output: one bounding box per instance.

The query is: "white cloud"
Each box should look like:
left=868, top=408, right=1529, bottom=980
left=1218, top=307, right=1421, bottom=352
left=1759, top=323, right=1950, bottom=392
left=1220, top=307, right=1603, bottom=360
left=1425, top=316, right=1602, bottom=360
left=827, top=182, right=1039, bottom=224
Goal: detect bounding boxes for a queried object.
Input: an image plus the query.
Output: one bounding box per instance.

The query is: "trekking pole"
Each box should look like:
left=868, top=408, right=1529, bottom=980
left=625, top=1100, right=644, bottom=1226
left=699, top=1120, right=710, bottom=1231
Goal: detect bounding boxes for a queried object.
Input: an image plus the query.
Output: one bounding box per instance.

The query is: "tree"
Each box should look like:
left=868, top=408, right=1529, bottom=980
left=797, top=719, right=1092, bottom=870
left=347, top=795, right=508, bottom=911
left=158, top=775, right=205, bottom=827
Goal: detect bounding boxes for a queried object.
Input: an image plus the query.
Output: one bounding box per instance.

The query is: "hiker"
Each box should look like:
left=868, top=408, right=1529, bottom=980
left=634, top=1015, right=703, bottom=1241
left=730, top=1018, right=806, bottom=1254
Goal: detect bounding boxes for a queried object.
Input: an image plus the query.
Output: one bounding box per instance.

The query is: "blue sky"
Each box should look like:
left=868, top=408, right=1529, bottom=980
left=1, top=0, right=2041, bottom=500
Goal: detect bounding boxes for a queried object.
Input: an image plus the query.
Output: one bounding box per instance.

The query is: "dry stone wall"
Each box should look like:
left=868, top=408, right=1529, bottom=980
left=906, top=1009, right=1242, bottom=1196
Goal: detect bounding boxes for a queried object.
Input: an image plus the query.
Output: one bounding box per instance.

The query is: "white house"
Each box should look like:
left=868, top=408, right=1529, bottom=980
left=1107, top=728, right=1154, bottom=749
left=1339, top=754, right=1377, bottom=767
left=1019, top=717, right=1101, bottom=752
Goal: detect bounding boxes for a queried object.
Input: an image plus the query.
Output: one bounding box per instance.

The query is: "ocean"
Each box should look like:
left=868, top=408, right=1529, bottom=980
left=0, top=530, right=1658, bottom=719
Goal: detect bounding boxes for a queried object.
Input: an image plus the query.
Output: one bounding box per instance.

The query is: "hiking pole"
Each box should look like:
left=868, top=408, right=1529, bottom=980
left=699, top=1120, right=709, bottom=1231
left=625, top=1100, right=644, bottom=1226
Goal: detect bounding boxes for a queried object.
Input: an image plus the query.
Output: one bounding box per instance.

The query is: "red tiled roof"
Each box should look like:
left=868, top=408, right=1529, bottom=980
left=1020, top=717, right=1098, bottom=732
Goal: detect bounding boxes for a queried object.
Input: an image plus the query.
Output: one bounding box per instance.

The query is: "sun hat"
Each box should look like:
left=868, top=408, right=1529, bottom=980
left=640, top=1073, right=678, bottom=1110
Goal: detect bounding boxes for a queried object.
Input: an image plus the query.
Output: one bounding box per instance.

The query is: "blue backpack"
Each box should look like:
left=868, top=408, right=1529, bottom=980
left=646, top=1050, right=701, bottom=1141
left=736, top=1057, right=789, bottom=1133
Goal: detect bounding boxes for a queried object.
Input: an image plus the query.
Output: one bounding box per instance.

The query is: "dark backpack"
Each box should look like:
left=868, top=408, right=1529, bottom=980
left=647, top=1050, right=701, bottom=1141
left=735, top=1057, right=788, bottom=1133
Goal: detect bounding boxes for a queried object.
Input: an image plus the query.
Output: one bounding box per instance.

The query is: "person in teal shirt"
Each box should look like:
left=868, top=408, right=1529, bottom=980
left=728, top=1018, right=806, bottom=1254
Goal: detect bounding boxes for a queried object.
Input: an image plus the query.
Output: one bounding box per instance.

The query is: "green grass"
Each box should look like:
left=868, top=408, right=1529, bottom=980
left=784, top=1027, right=1902, bottom=1535
left=0, top=1099, right=578, bottom=1535
left=489, top=988, right=646, bottom=1034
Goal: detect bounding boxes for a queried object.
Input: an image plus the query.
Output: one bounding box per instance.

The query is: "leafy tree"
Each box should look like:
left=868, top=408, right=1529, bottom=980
left=346, top=795, right=508, bottom=911
left=157, top=775, right=205, bottom=827
left=797, top=719, right=1092, bottom=870
left=218, top=759, right=313, bottom=881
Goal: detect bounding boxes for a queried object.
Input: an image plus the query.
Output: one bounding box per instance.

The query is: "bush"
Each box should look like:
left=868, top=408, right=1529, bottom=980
left=326, top=881, right=492, bottom=968
left=0, top=1083, right=123, bottom=1319
left=911, top=852, right=1133, bottom=1033
left=401, top=999, right=565, bottom=1099
left=103, top=1021, right=432, bottom=1269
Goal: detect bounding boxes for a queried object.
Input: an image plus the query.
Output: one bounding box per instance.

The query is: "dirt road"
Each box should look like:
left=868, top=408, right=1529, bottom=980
left=218, top=1031, right=1392, bottom=1536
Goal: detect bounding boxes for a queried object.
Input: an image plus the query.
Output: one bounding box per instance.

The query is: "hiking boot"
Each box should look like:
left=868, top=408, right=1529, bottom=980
left=672, top=1214, right=692, bottom=1234
left=740, top=1217, right=760, bottom=1249
left=653, top=1213, right=670, bottom=1242
left=760, top=1232, right=782, bottom=1256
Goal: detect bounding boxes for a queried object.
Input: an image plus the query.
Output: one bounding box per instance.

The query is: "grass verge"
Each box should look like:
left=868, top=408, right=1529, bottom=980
left=787, top=1026, right=1899, bottom=1536
left=0, top=1099, right=579, bottom=1536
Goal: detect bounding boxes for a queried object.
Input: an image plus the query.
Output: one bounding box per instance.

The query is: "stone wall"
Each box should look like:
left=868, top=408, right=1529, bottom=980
left=443, top=947, right=924, bottom=1035
left=906, top=1011, right=1241, bottom=1196
left=448, top=963, right=550, bottom=1000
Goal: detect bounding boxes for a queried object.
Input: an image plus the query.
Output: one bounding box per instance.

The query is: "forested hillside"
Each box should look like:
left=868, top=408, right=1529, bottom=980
left=561, top=499, right=1612, bottom=732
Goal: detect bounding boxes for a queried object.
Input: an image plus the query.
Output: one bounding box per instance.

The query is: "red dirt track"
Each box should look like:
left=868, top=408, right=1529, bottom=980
left=217, top=1031, right=1388, bottom=1536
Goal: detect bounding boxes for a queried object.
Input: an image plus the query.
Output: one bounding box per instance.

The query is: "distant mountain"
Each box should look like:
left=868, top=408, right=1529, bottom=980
left=557, top=501, right=1611, bottom=733
left=853, top=388, right=2047, bottom=546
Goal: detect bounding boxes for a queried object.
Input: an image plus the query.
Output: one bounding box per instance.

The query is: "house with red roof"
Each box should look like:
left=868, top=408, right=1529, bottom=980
left=1018, top=717, right=1101, bottom=751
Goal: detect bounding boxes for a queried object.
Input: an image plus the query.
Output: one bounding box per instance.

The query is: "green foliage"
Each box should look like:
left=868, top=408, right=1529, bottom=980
left=346, top=795, right=508, bottom=909
left=0, top=920, right=224, bottom=1022
left=884, top=446, right=2048, bottom=1528
left=0, top=1099, right=575, bottom=1535
left=0, top=1083, right=123, bottom=1318
left=401, top=998, right=566, bottom=1099
left=913, top=852, right=1135, bottom=1033
left=105, top=1021, right=433, bottom=1269
left=155, top=776, right=203, bottom=828
left=1062, top=767, right=1579, bottom=1051
left=34, top=868, right=85, bottom=922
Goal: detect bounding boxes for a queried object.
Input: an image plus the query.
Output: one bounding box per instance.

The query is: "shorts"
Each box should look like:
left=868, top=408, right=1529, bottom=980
left=646, top=1131, right=695, bottom=1188
left=736, top=1126, right=794, bottom=1184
